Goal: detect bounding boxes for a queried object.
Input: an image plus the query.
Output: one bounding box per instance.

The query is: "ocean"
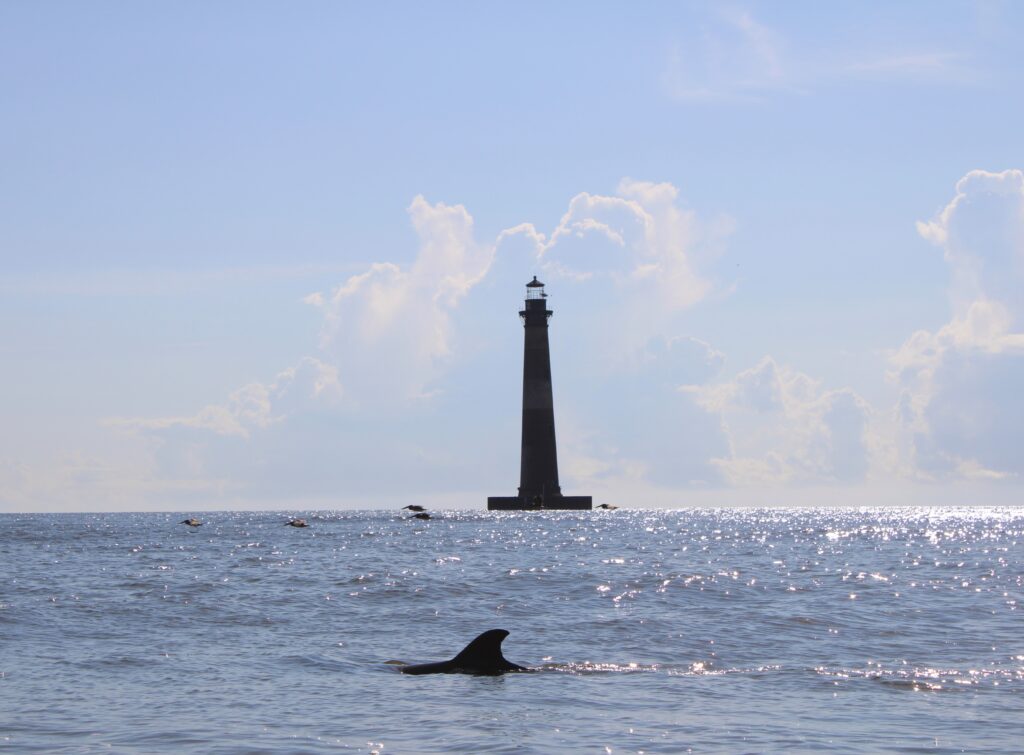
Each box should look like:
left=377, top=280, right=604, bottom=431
left=1, top=508, right=1021, bottom=754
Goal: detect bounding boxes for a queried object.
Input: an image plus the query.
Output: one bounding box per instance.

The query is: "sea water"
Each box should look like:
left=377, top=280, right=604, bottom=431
left=1, top=509, right=1021, bottom=754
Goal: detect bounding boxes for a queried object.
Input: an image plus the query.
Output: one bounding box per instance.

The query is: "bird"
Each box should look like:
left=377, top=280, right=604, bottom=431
left=597, top=504, right=618, bottom=510
left=285, top=518, right=309, bottom=528
left=402, top=505, right=427, bottom=512
left=180, top=518, right=203, bottom=527
left=408, top=512, right=432, bottom=520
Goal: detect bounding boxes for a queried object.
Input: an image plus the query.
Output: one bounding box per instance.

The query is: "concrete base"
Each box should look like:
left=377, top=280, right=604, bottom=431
left=487, top=496, right=593, bottom=511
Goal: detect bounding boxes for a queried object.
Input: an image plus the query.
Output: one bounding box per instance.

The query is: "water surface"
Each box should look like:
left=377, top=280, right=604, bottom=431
left=1, top=508, right=1021, bottom=753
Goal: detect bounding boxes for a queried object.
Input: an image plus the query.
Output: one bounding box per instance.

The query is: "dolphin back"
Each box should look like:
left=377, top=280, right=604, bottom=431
left=400, top=629, right=527, bottom=675
left=399, top=660, right=457, bottom=675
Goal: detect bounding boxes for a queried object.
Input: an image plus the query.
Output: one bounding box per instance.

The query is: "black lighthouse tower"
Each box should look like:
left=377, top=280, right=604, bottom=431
left=488, top=277, right=592, bottom=511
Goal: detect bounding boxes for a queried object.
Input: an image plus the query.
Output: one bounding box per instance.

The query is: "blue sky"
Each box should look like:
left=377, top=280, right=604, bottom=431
left=2, top=1, right=1023, bottom=511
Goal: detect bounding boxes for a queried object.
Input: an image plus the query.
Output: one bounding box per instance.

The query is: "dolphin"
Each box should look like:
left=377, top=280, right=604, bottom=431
left=399, top=629, right=528, bottom=675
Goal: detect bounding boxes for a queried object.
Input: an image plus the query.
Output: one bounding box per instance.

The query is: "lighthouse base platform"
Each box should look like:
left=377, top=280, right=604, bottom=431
left=487, top=496, right=593, bottom=511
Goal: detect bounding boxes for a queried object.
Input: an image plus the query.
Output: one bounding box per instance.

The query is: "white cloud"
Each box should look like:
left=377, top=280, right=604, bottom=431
left=541, top=179, right=714, bottom=311
left=554, top=329, right=731, bottom=493
left=916, top=169, right=1024, bottom=316
left=845, top=52, right=971, bottom=78
left=659, top=5, right=983, bottom=106
left=891, top=300, right=1024, bottom=480
left=112, top=357, right=341, bottom=438
left=493, top=179, right=731, bottom=369
left=306, top=196, right=493, bottom=404
left=698, top=357, right=874, bottom=486
left=21, top=165, right=1024, bottom=510
left=648, top=335, right=725, bottom=387
left=74, top=169, right=1024, bottom=506
left=97, top=180, right=733, bottom=504
left=662, top=8, right=788, bottom=102
left=892, top=169, right=1024, bottom=480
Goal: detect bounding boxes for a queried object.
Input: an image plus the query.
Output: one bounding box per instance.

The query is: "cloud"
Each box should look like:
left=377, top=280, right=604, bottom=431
left=493, top=179, right=731, bottom=371
left=698, top=357, right=873, bottom=485
left=892, top=169, right=1024, bottom=480
left=478, top=180, right=734, bottom=494
left=556, top=329, right=730, bottom=492
left=75, top=169, right=1024, bottom=506
left=663, top=8, right=788, bottom=102
left=306, top=196, right=493, bottom=404
left=891, top=300, right=1024, bottom=480
left=99, top=179, right=732, bottom=505
left=25, top=166, right=1024, bottom=509
left=542, top=179, right=715, bottom=309
left=916, top=169, right=1024, bottom=316
left=112, top=357, right=342, bottom=438
left=845, top=52, right=972, bottom=80
left=315, top=181, right=727, bottom=376
left=659, top=5, right=982, bottom=106
left=646, top=335, right=725, bottom=387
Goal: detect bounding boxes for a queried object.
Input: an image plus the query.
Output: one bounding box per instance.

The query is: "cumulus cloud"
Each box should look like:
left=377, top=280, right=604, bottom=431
left=305, top=196, right=492, bottom=404
left=496, top=179, right=729, bottom=308
left=106, top=180, right=733, bottom=504
left=474, top=181, right=735, bottom=495
left=544, top=179, right=723, bottom=308
left=490, top=179, right=732, bottom=378
left=99, top=169, right=1024, bottom=505
left=698, top=357, right=873, bottom=486
left=916, top=169, right=1024, bottom=316
left=96, top=357, right=344, bottom=502
left=892, top=300, right=1024, bottom=480
left=555, top=330, right=730, bottom=493
left=646, top=335, right=725, bottom=387
left=113, top=357, right=342, bottom=439
left=892, top=169, right=1024, bottom=480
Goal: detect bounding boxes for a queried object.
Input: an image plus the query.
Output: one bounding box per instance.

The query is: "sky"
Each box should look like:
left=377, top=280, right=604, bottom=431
left=2, top=1, right=1023, bottom=512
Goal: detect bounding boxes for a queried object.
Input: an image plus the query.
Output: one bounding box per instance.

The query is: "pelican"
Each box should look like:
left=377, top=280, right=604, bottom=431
left=597, top=504, right=618, bottom=510
left=180, top=518, right=203, bottom=527
left=285, top=518, right=309, bottom=528
left=402, top=505, right=427, bottom=512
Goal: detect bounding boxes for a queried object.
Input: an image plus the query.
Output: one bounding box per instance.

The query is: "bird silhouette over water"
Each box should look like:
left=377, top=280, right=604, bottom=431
left=284, top=518, right=309, bottom=528
left=180, top=518, right=203, bottom=527
left=597, top=504, right=619, bottom=510
left=402, top=505, right=427, bottom=512
left=408, top=512, right=432, bottom=520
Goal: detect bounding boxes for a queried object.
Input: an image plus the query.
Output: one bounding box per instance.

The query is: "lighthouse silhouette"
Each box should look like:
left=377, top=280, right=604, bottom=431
left=488, top=277, right=593, bottom=510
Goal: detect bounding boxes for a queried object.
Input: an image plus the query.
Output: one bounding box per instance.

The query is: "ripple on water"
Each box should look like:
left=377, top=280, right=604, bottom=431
left=1, top=508, right=1022, bottom=753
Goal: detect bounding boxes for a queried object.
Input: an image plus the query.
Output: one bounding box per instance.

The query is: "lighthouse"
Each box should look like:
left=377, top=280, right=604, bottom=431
left=488, top=277, right=593, bottom=511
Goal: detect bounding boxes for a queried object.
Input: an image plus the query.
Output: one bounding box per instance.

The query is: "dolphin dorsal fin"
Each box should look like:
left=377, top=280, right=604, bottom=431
left=450, top=629, right=527, bottom=672
left=451, top=629, right=511, bottom=665
left=400, top=629, right=526, bottom=674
